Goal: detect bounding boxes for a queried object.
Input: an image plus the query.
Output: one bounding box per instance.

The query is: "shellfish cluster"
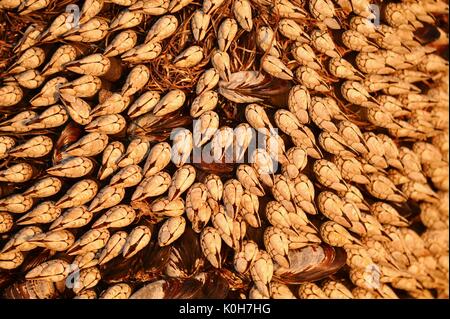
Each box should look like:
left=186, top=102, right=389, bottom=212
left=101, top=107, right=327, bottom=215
left=0, top=0, right=448, bottom=299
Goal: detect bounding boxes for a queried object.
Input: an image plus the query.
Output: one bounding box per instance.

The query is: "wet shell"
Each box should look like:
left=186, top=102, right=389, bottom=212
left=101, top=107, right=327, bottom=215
left=273, top=245, right=347, bottom=284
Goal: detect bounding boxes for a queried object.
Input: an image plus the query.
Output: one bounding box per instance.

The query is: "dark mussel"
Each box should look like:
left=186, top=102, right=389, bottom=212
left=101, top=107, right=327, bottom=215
left=0, top=272, right=15, bottom=292
left=3, top=280, right=60, bottom=299
left=19, top=248, right=57, bottom=273
left=192, top=270, right=230, bottom=299
left=273, top=244, right=347, bottom=285
left=52, top=122, right=83, bottom=165
left=218, top=71, right=292, bottom=108
left=193, top=158, right=236, bottom=176
left=217, top=266, right=252, bottom=292
left=164, top=227, right=205, bottom=279
left=101, top=238, right=171, bottom=284
left=130, top=277, right=203, bottom=299
left=127, top=112, right=192, bottom=142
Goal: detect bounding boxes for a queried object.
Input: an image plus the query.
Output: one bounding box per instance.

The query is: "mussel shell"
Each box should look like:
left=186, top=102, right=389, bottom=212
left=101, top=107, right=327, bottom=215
left=100, top=252, right=142, bottom=284
left=139, top=237, right=172, bottom=276
left=101, top=238, right=171, bottom=284
left=217, top=267, right=251, bottom=292
left=166, top=227, right=205, bottom=278
left=52, top=122, right=83, bottom=165
left=273, top=244, right=347, bottom=284
left=130, top=278, right=203, bottom=299
left=127, top=113, right=192, bottom=142
left=193, top=160, right=235, bottom=175
left=19, top=248, right=56, bottom=273
left=414, top=23, right=444, bottom=45
left=0, top=272, right=15, bottom=292
left=3, top=280, right=58, bottom=299
left=0, top=184, right=16, bottom=198
left=218, top=71, right=292, bottom=108
left=194, top=270, right=230, bottom=299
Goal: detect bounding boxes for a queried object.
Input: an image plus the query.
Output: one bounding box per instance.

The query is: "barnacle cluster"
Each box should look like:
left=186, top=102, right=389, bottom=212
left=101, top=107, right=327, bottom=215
left=0, top=0, right=448, bottom=299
